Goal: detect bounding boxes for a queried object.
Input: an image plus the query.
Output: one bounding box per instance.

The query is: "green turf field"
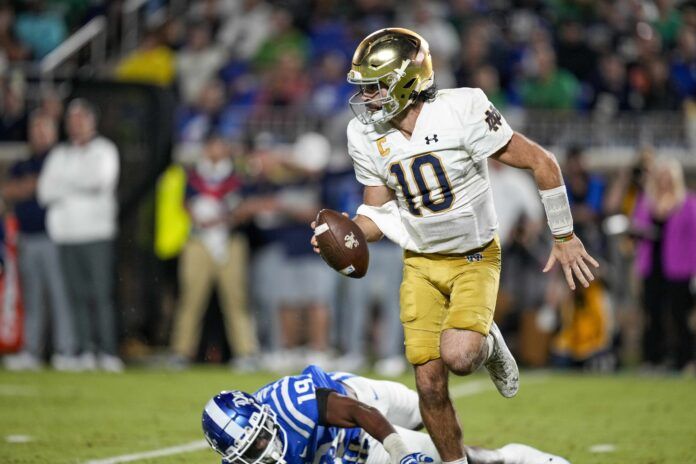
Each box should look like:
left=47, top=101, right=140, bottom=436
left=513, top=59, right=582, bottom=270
left=1, top=368, right=694, bottom=464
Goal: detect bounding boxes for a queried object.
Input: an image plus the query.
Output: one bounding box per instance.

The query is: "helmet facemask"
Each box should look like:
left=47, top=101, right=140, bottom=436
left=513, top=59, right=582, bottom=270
left=347, top=28, right=434, bottom=125
left=206, top=403, right=288, bottom=464
left=347, top=61, right=410, bottom=125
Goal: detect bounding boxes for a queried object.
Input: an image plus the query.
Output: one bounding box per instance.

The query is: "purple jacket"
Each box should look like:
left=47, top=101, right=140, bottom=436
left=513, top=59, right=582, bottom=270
left=633, top=193, right=696, bottom=280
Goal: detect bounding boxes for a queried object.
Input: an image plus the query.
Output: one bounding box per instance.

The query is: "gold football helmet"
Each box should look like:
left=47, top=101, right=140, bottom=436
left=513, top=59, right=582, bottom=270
left=347, top=27, right=434, bottom=125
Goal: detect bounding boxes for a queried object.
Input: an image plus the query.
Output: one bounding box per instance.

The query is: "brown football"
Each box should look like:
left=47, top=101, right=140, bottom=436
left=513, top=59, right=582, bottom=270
left=314, top=209, right=369, bottom=278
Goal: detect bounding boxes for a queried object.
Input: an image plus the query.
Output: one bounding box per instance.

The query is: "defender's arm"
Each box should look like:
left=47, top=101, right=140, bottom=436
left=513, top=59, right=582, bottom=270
left=319, top=389, right=432, bottom=464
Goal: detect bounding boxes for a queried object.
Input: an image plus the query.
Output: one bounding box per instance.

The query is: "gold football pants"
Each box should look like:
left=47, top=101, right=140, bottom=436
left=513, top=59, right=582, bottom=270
left=400, top=236, right=501, bottom=365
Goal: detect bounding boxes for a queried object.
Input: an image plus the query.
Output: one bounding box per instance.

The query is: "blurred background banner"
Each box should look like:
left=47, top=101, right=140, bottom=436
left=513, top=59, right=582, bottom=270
left=0, top=215, right=23, bottom=352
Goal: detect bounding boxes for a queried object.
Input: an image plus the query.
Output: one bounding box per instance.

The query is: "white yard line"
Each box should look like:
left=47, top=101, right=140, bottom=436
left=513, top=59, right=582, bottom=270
left=83, top=375, right=548, bottom=463
left=589, top=444, right=617, bottom=453
left=5, top=435, right=33, bottom=443
left=83, top=440, right=208, bottom=464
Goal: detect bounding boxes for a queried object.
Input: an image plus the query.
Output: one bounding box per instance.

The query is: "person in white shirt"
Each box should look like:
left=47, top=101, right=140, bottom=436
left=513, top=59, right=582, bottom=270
left=311, top=28, right=598, bottom=464
left=37, top=99, right=122, bottom=372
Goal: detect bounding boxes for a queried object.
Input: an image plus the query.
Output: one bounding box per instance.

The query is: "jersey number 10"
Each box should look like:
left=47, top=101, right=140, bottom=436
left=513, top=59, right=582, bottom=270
left=389, top=153, right=454, bottom=216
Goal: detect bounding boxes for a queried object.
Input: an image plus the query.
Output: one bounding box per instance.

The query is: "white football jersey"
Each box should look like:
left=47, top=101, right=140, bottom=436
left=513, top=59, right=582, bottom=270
left=347, top=87, right=514, bottom=254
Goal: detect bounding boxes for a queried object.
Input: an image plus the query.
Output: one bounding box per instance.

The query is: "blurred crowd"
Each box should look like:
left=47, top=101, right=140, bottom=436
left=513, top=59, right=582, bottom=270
left=0, top=0, right=694, bottom=376
left=2, top=0, right=696, bottom=141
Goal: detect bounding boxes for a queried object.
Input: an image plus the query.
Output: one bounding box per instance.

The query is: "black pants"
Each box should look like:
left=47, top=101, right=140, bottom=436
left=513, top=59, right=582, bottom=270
left=60, top=240, right=117, bottom=355
left=642, top=275, right=694, bottom=368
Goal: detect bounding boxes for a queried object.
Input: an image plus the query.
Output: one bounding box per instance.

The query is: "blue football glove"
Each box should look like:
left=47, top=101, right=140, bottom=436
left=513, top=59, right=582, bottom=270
left=399, top=452, right=434, bottom=464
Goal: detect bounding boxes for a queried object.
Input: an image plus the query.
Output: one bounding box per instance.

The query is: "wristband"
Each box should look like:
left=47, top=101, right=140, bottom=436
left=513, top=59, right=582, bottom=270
left=382, top=433, right=409, bottom=462
left=539, top=185, right=574, bottom=237
left=553, top=231, right=575, bottom=243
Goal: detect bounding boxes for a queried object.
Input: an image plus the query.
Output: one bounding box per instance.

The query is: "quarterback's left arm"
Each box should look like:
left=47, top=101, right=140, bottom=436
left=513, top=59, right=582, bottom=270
left=492, top=132, right=599, bottom=290
left=317, top=389, right=433, bottom=464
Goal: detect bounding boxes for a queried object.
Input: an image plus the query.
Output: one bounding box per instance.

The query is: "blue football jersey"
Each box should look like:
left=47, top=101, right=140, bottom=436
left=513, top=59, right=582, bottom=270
left=253, top=365, right=369, bottom=464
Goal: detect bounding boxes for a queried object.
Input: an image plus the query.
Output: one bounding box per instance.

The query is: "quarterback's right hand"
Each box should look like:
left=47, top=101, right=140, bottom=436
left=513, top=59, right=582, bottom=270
left=310, top=220, right=320, bottom=254
left=310, top=212, right=350, bottom=254
left=398, top=452, right=434, bottom=464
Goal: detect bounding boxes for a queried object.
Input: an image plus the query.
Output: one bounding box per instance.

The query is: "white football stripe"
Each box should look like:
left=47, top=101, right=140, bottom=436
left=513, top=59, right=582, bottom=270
left=314, top=223, right=330, bottom=235
left=204, top=399, right=244, bottom=439
left=281, top=380, right=315, bottom=430
left=271, top=385, right=310, bottom=439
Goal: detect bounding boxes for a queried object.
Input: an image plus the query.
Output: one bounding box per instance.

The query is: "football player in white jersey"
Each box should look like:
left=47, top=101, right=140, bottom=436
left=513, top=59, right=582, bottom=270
left=310, top=28, right=597, bottom=464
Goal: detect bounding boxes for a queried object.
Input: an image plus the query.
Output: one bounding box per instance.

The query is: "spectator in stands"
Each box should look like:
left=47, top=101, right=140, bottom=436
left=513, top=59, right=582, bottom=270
left=0, top=66, right=27, bottom=141
left=652, top=0, right=682, bottom=48
left=308, top=52, right=354, bottom=118
left=556, top=20, right=598, bottom=83
left=471, top=65, right=510, bottom=110
left=519, top=44, right=581, bottom=110
left=1, top=111, right=77, bottom=371
left=14, top=0, right=66, bottom=59
left=488, top=159, right=548, bottom=366
left=254, top=50, right=310, bottom=108
left=633, top=158, right=696, bottom=372
left=252, top=8, right=309, bottom=70
left=169, top=133, right=258, bottom=370
left=216, top=0, right=272, bottom=61
left=247, top=133, right=335, bottom=371
left=176, top=21, right=227, bottom=104
left=116, top=29, right=175, bottom=87
left=177, top=78, right=227, bottom=143
left=591, top=53, right=631, bottom=115
left=37, top=88, right=65, bottom=123
left=0, top=4, right=30, bottom=61
left=400, top=0, right=459, bottom=88
left=643, top=57, right=681, bottom=110
left=455, top=19, right=494, bottom=87
left=564, top=146, right=606, bottom=254
left=669, top=27, right=696, bottom=100
left=37, top=99, right=122, bottom=372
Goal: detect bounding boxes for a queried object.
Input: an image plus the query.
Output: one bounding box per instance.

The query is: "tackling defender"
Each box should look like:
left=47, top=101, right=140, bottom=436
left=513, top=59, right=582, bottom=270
left=202, top=364, right=570, bottom=464
left=310, top=28, right=598, bottom=464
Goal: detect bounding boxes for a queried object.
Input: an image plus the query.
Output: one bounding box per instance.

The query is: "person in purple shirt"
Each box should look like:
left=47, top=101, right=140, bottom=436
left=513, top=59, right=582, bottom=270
left=632, top=158, right=696, bottom=372
left=1, top=111, right=77, bottom=371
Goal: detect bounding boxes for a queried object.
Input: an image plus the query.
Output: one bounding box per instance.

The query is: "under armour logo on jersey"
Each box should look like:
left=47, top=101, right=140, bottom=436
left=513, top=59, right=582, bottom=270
left=466, top=253, right=483, bottom=263
left=424, top=134, right=438, bottom=144
left=344, top=232, right=359, bottom=249
left=485, top=105, right=503, bottom=132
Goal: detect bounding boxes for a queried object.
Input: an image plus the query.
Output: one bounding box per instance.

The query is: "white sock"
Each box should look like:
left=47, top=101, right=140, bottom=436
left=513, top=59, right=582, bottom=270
left=443, top=457, right=468, bottom=464
left=484, top=333, right=495, bottom=363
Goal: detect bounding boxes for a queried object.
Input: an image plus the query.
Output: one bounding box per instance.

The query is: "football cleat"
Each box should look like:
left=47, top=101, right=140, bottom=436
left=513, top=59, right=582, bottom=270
left=202, top=391, right=287, bottom=464
left=484, top=323, right=519, bottom=398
